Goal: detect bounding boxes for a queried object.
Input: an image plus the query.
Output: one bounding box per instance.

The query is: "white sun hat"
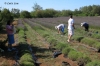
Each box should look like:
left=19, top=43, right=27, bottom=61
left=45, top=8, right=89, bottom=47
left=81, top=23, right=84, bottom=26
left=55, top=26, right=57, bottom=29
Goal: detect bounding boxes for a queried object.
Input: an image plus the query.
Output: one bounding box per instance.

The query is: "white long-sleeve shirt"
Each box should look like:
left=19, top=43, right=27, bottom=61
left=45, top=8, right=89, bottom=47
left=68, top=18, right=74, bottom=30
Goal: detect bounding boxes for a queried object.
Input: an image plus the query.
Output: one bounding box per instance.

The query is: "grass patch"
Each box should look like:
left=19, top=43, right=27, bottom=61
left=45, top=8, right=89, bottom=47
left=81, top=37, right=97, bottom=46
left=55, top=42, right=69, bottom=51
left=86, top=60, right=100, bottom=66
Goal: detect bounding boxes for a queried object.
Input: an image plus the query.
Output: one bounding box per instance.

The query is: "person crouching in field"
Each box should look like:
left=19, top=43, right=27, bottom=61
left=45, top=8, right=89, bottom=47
left=81, top=22, right=89, bottom=32
left=55, top=24, right=65, bottom=35
left=6, top=20, right=16, bottom=51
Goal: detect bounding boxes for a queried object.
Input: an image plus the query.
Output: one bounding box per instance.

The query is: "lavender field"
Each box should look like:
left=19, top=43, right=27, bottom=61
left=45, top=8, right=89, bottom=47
left=29, top=16, right=100, bottom=29
left=17, top=16, right=100, bottom=66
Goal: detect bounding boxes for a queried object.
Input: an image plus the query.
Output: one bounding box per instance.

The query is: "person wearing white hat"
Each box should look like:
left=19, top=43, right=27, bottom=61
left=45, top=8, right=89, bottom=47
left=81, top=22, right=89, bottom=32
left=55, top=24, right=65, bottom=34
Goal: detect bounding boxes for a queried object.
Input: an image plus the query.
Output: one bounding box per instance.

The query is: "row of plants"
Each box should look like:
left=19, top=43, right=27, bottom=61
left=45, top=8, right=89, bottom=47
left=29, top=18, right=100, bottom=53
left=17, top=20, right=35, bottom=66
left=32, top=18, right=100, bottom=65
left=73, top=28, right=100, bottom=52
left=23, top=21, right=58, bottom=65
left=23, top=19, right=95, bottom=66
left=37, top=28, right=93, bottom=66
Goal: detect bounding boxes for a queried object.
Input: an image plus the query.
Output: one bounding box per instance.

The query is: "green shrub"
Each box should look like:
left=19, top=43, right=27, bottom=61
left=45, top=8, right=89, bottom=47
left=68, top=50, right=80, bottom=61
left=17, top=27, right=25, bottom=31
left=20, top=53, right=34, bottom=62
left=77, top=54, right=91, bottom=66
left=81, top=37, right=96, bottom=46
left=55, top=42, right=69, bottom=51
left=33, top=26, right=44, bottom=31
left=91, top=33, right=100, bottom=39
left=73, top=36, right=84, bottom=42
left=47, top=38, right=57, bottom=46
left=20, top=61, right=35, bottom=66
left=19, top=53, right=35, bottom=66
left=62, top=47, right=73, bottom=56
left=43, top=33, right=49, bottom=38
left=94, top=42, right=100, bottom=51
left=86, top=60, right=100, bottom=66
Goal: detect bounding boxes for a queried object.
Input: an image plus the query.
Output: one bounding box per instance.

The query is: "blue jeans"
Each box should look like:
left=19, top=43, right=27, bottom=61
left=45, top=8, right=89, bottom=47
left=7, top=34, right=15, bottom=44
left=61, top=27, right=64, bottom=33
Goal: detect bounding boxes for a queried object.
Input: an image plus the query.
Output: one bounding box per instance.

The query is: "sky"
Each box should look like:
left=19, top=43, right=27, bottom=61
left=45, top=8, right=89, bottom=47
left=0, top=0, right=100, bottom=12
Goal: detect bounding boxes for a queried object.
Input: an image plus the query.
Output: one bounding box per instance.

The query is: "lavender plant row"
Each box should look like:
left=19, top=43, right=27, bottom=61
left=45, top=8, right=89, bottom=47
left=17, top=19, right=25, bottom=29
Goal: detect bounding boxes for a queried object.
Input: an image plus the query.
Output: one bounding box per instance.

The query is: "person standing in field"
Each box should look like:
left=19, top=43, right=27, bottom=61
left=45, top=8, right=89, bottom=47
left=6, top=20, right=16, bottom=51
left=81, top=22, right=89, bottom=32
left=67, top=15, right=75, bottom=42
left=55, top=24, right=65, bottom=35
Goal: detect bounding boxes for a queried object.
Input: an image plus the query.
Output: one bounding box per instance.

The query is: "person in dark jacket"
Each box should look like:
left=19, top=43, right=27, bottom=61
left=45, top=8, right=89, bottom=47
left=81, top=22, right=89, bottom=32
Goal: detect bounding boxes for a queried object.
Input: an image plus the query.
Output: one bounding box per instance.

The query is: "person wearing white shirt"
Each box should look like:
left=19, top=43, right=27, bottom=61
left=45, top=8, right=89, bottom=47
left=67, top=15, right=75, bottom=42
left=55, top=24, right=65, bottom=34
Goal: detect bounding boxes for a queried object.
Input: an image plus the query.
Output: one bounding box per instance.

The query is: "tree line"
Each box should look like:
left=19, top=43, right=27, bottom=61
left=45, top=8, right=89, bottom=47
left=0, top=4, right=100, bottom=30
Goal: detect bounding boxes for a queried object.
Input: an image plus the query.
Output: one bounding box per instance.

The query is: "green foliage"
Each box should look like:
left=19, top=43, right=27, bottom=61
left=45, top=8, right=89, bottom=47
left=20, top=61, right=35, bottom=66
left=90, top=25, right=100, bottom=30
left=62, top=47, right=74, bottom=56
left=91, top=33, right=100, bottom=39
left=20, top=53, right=35, bottom=66
left=68, top=50, right=79, bottom=61
left=20, top=53, right=34, bottom=62
left=61, top=10, right=73, bottom=16
left=79, top=5, right=100, bottom=16
left=77, top=54, right=91, bottom=65
left=94, top=42, right=100, bottom=50
left=86, top=60, right=100, bottom=66
left=43, top=9, right=57, bottom=17
left=20, top=11, right=32, bottom=18
left=31, top=10, right=44, bottom=18
left=11, top=8, right=20, bottom=18
left=32, top=3, right=43, bottom=11
left=55, top=42, right=69, bottom=51
left=33, top=25, right=44, bottom=31
left=18, top=29, right=35, bottom=66
left=73, top=36, right=84, bottom=42
left=47, top=38, right=57, bottom=46
left=0, top=8, right=13, bottom=29
left=81, top=37, right=97, bottom=46
left=43, top=33, right=49, bottom=38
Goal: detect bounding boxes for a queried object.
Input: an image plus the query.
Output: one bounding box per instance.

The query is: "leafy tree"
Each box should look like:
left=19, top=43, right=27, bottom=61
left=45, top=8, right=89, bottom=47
left=43, top=9, right=57, bottom=17
left=31, top=10, right=44, bottom=18
left=61, top=10, right=73, bottom=16
left=79, top=5, right=100, bottom=16
left=20, top=11, right=31, bottom=18
left=0, top=8, right=13, bottom=29
left=31, top=3, right=43, bottom=18
left=32, top=3, right=43, bottom=11
left=11, top=8, right=20, bottom=18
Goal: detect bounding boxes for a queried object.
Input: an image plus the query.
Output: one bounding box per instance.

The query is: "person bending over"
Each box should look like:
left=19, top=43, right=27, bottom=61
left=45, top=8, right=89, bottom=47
left=81, top=22, right=89, bottom=32
left=55, top=24, right=65, bottom=35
